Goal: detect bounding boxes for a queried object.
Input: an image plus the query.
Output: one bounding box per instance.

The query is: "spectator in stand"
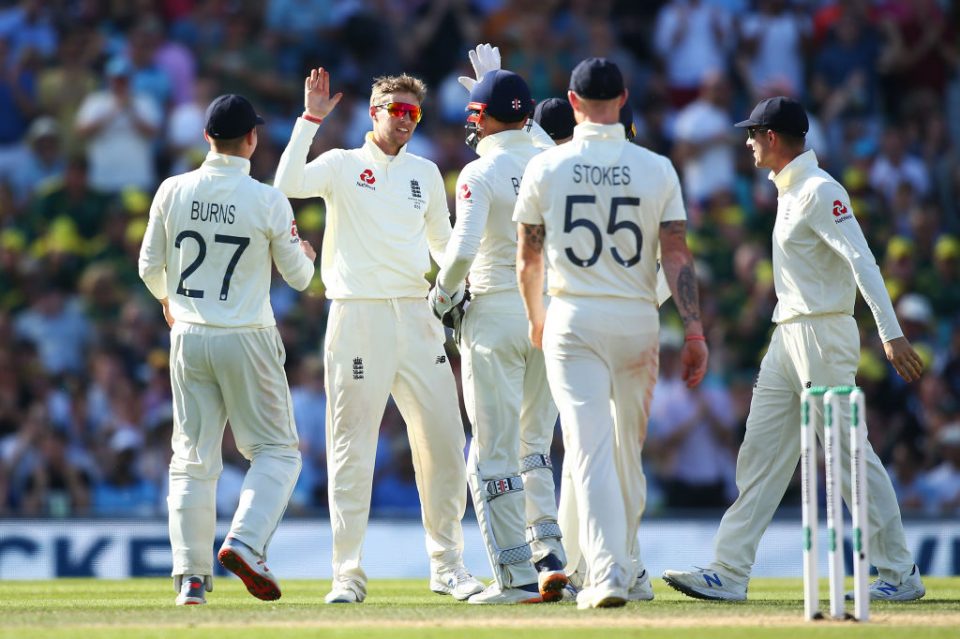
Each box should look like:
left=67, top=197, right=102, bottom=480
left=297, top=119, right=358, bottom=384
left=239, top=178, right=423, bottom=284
left=290, top=355, right=327, bottom=511
left=887, top=441, right=932, bottom=514
left=28, top=156, right=110, bottom=241
left=35, top=31, right=98, bottom=156
left=810, top=10, right=881, bottom=124
left=876, top=0, right=957, bottom=113
left=647, top=331, right=738, bottom=509
left=672, top=71, right=737, bottom=212
left=869, top=127, right=930, bottom=208
left=9, top=116, right=64, bottom=206
left=922, top=423, right=960, bottom=516
left=735, top=0, right=811, bottom=102
left=91, top=428, right=157, bottom=517
left=20, top=426, right=92, bottom=517
left=13, top=283, right=91, bottom=376
left=653, top=0, right=733, bottom=108
left=74, top=56, right=161, bottom=194
left=0, top=37, right=38, bottom=183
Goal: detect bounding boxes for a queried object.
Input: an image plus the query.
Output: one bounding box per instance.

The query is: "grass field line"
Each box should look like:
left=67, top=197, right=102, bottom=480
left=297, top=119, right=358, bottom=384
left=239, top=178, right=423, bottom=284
left=11, top=611, right=960, bottom=629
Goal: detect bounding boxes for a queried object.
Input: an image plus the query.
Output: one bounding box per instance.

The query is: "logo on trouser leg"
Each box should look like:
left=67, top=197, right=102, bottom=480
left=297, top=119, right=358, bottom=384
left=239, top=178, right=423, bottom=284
left=435, top=355, right=446, bottom=364
left=353, top=357, right=364, bottom=380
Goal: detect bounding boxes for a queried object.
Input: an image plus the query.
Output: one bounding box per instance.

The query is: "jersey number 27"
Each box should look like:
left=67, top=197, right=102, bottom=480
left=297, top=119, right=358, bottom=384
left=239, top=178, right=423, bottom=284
left=175, top=230, right=250, bottom=301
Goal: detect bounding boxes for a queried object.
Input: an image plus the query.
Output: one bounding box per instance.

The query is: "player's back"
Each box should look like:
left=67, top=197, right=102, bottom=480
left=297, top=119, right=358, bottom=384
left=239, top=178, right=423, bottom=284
left=150, top=154, right=306, bottom=328
left=519, top=123, right=685, bottom=302
left=463, top=131, right=541, bottom=294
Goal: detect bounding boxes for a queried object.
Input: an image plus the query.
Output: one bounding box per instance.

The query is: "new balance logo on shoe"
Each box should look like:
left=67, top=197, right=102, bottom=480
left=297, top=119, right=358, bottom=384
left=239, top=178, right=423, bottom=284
left=703, top=572, right=723, bottom=588
left=876, top=582, right=898, bottom=596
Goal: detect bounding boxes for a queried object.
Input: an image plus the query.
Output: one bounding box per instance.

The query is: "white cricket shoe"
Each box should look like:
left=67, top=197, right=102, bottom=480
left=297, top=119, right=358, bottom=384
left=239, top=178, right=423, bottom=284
left=217, top=539, right=281, bottom=601
left=430, top=565, right=484, bottom=601
left=845, top=564, right=925, bottom=602
left=576, top=583, right=627, bottom=609
left=467, top=583, right=543, bottom=604
left=627, top=569, right=654, bottom=601
left=175, top=575, right=207, bottom=605
left=325, top=580, right=365, bottom=604
left=662, top=566, right=747, bottom=601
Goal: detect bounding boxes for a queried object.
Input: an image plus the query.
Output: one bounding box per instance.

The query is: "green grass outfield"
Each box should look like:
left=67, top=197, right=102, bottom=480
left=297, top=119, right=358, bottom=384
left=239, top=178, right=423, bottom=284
left=2, top=578, right=958, bottom=639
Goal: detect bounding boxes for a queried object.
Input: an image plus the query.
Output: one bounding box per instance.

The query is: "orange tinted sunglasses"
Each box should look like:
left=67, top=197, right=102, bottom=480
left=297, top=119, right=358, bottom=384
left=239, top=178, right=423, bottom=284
left=371, top=102, right=422, bottom=123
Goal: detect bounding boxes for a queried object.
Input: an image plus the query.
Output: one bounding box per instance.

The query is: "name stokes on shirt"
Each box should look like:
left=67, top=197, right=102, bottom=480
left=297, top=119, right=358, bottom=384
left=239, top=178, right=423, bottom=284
left=191, top=200, right=236, bottom=224
left=572, top=164, right=631, bottom=186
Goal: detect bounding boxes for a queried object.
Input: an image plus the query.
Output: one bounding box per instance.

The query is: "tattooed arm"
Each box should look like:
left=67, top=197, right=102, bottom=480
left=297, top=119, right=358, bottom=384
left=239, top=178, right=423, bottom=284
left=517, top=222, right=547, bottom=348
left=659, top=219, right=709, bottom=387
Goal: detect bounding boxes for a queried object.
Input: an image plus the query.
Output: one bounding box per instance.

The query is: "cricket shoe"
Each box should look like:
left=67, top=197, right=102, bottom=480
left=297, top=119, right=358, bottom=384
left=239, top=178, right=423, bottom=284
left=325, top=580, right=366, bottom=604
left=430, top=565, right=484, bottom=601
left=576, top=583, right=627, bottom=609
left=175, top=575, right=207, bottom=605
left=662, top=566, right=747, bottom=601
left=845, top=565, right=925, bottom=602
left=468, top=583, right=543, bottom=604
left=217, top=539, right=281, bottom=601
left=534, top=553, right=569, bottom=602
left=627, top=569, right=654, bottom=601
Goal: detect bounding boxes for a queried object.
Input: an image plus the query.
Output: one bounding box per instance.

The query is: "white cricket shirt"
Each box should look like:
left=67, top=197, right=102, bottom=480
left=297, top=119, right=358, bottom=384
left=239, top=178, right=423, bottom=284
left=438, top=129, right=540, bottom=295
left=139, top=152, right=315, bottom=328
left=769, top=150, right=902, bottom=342
left=275, top=119, right=452, bottom=299
left=513, top=122, right=686, bottom=301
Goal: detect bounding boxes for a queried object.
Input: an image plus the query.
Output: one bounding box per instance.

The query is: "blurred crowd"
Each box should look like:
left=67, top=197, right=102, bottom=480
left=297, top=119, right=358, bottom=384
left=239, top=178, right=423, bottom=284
left=1, top=0, right=959, bottom=521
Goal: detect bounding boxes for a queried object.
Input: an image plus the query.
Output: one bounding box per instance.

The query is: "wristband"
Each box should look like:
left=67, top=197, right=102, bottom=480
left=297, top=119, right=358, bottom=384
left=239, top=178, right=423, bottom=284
left=685, top=334, right=706, bottom=342
left=301, top=112, right=323, bottom=125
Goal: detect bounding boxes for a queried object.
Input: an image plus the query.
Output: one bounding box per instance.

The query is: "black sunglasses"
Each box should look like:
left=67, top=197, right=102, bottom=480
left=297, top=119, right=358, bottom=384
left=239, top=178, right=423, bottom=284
left=747, top=126, right=769, bottom=139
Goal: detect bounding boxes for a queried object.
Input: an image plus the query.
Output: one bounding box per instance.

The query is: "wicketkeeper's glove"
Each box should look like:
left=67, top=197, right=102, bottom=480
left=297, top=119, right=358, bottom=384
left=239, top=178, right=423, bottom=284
left=457, top=43, right=501, bottom=92
left=429, top=284, right=471, bottom=343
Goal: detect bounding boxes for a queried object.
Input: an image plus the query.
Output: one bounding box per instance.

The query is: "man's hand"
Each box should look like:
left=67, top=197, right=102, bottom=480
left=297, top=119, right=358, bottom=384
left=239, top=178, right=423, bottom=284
left=304, top=67, right=343, bottom=120
left=160, top=298, right=175, bottom=329
left=301, top=239, right=317, bottom=261
left=457, top=43, right=501, bottom=92
left=528, top=317, right=545, bottom=350
left=680, top=339, right=709, bottom=388
left=883, top=336, right=924, bottom=382
left=429, top=284, right=465, bottom=320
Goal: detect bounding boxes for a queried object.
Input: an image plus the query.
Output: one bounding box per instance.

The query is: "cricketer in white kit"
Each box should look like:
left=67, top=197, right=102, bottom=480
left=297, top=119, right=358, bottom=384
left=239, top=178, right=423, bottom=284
left=274, top=68, right=482, bottom=604
left=515, top=58, right=709, bottom=609
left=139, top=94, right=316, bottom=605
left=663, top=96, right=926, bottom=603
left=432, top=68, right=565, bottom=605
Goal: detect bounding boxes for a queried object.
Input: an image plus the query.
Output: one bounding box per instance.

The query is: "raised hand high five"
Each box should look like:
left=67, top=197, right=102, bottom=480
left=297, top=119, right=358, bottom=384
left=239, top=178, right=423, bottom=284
left=304, top=67, right=343, bottom=121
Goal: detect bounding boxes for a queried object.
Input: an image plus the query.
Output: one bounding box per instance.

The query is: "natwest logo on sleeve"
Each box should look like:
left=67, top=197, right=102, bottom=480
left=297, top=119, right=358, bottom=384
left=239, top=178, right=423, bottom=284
left=289, top=218, right=301, bottom=243
left=357, top=168, right=376, bottom=190
left=458, top=183, right=471, bottom=200
left=832, top=199, right=853, bottom=224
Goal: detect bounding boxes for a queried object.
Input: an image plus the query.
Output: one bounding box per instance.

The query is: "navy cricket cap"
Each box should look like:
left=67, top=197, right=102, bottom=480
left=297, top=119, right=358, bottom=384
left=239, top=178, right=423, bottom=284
left=204, top=94, right=265, bottom=139
left=569, top=57, right=624, bottom=100
left=533, top=98, right=575, bottom=141
left=734, top=96, right=808, bottom=137
left=468, top=70, right=532, bottom=123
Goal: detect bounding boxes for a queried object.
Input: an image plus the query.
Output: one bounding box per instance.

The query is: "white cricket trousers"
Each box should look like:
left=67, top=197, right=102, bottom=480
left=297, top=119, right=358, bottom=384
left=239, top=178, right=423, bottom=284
left=542, top=296, right=659, bottom=590
left=713, top=314, right=914, bottom=583
left=461, top=289, right=562, bottom=587
left=324, top=299, right=468, bottom=589
left=168, top=323, right=301, bottom=578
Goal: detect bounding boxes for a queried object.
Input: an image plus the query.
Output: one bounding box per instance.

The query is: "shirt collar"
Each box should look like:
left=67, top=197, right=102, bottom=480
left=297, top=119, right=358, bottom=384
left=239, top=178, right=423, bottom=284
left=363, top=131, right=408, bottom=163
left=572, top=121, right=626, bottom=142
left=771, top=149, right=818, bottom=192
left=475, top=129, right=532, bottom=156
left=202, top=151, right=251, bottom=175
